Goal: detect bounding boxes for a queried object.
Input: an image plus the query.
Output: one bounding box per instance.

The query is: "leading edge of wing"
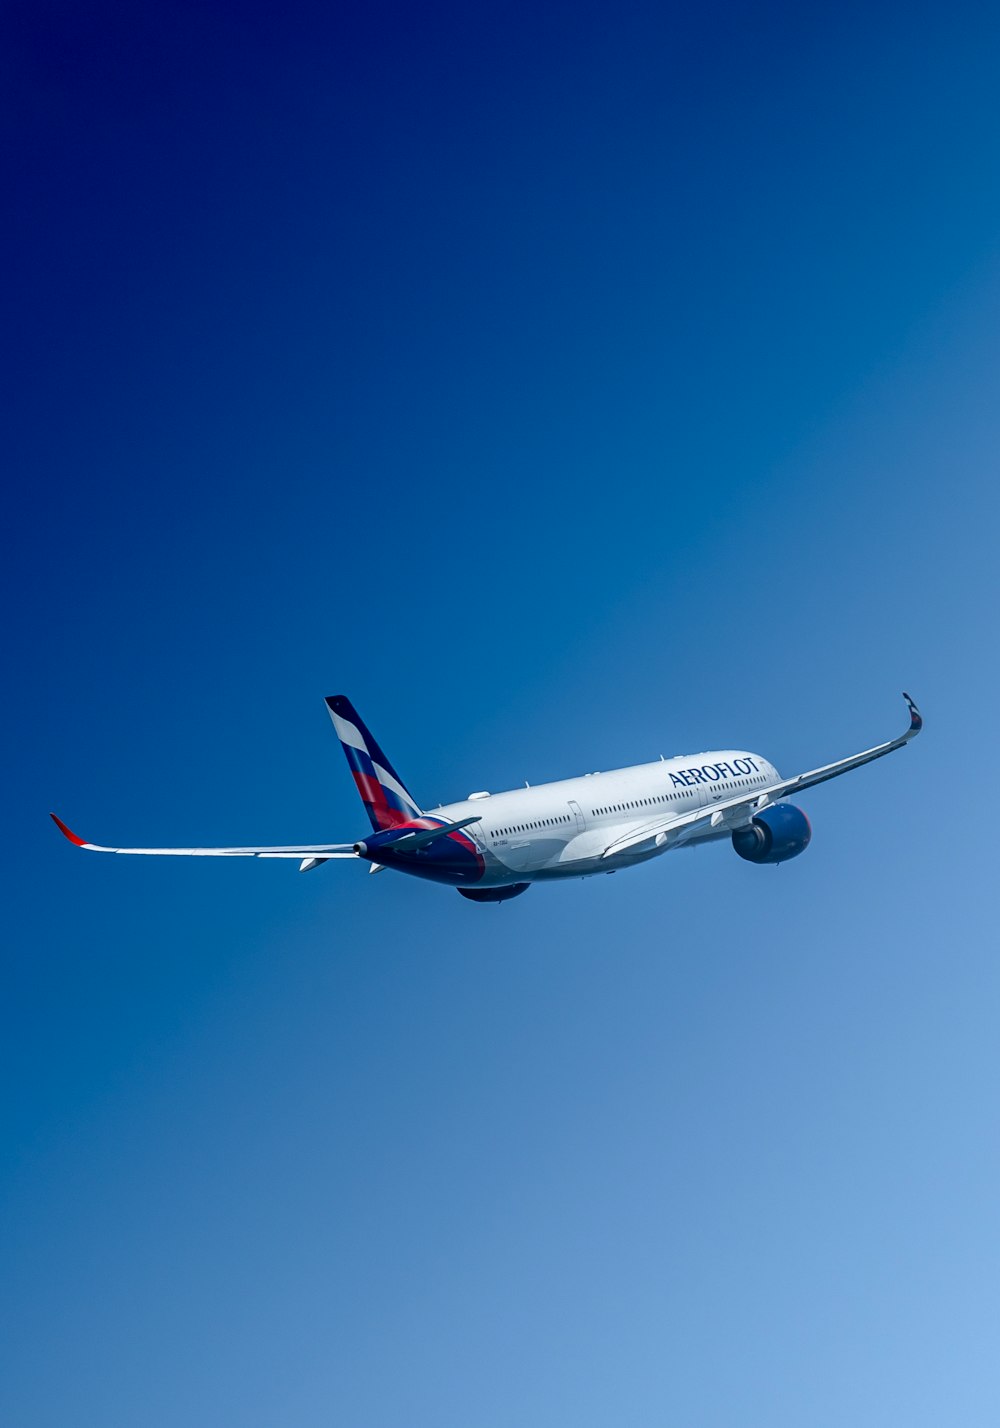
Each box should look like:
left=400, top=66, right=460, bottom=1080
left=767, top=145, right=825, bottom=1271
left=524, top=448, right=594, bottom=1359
left=602, top=692, right=923, bottom=859
left=49, top=813, right=358, bottom=858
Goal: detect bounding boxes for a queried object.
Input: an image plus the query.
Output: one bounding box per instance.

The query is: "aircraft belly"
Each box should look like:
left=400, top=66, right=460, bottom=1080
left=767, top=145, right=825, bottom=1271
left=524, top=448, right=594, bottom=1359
left=487, top=835, right=566, bottom=878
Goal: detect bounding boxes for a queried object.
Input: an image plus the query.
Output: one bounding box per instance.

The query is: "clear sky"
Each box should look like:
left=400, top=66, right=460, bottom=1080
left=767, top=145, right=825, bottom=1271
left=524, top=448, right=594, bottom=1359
left=3, top=2, right=999, bottom=1423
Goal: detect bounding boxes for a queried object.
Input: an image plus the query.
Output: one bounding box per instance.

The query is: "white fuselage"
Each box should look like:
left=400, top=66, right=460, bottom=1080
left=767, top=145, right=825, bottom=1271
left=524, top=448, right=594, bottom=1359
left=431, top=749, right=780, bottom=886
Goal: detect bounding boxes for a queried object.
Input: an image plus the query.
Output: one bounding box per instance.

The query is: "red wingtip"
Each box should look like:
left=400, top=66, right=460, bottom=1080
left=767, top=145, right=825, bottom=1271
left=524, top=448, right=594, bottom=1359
left=50, top=812, right=87, bottom=847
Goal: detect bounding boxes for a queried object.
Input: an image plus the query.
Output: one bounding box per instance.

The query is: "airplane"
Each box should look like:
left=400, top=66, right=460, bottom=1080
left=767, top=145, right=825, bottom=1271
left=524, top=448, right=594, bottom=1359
left=51, top=691, right=923, bottom=903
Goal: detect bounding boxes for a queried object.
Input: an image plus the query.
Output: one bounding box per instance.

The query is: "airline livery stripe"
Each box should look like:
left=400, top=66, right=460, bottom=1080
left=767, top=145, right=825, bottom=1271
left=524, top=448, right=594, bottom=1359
left=372, top=762, right=419, bottom=811
left=329, top=711, right=368, bottom=752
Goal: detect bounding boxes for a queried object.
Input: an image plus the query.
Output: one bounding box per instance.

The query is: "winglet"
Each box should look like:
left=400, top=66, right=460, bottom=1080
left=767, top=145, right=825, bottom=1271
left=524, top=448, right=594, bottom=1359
left=902, top=691, right=923, bottom=735
left=50, top=813, right=88, bottom=847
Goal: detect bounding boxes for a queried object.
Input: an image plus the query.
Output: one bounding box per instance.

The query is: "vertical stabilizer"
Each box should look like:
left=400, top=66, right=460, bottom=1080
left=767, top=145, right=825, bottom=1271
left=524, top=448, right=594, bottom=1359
left=324, top=695, right=422, bottom=830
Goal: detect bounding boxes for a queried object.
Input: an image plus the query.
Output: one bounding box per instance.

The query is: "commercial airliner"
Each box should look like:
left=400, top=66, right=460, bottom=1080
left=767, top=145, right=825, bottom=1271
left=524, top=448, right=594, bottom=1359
left=52, top=692, right=923, bottom=903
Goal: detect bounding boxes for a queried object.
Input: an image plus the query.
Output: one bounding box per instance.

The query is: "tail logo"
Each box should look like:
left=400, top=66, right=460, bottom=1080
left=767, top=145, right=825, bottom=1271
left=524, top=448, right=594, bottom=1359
left=325, top=695, right=421, bottom=830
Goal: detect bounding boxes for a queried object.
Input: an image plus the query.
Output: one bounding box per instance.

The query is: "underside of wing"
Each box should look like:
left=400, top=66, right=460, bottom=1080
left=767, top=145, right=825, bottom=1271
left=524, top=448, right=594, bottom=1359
left=601, top=786, right=772, bottom=858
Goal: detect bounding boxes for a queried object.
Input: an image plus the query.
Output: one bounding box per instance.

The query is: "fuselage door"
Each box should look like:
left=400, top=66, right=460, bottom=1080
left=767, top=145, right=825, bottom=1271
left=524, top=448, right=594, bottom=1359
left=568, top=799, right=586, bottom=834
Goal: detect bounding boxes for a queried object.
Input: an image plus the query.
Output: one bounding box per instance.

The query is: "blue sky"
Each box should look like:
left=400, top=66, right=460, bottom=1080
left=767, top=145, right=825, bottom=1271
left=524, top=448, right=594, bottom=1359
left=3, top=2, right=999, bottom=1423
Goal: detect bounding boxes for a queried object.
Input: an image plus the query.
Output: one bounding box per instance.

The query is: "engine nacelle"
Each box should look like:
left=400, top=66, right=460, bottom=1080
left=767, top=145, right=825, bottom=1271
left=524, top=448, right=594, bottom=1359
left=731, top=802, right=811, bottom=865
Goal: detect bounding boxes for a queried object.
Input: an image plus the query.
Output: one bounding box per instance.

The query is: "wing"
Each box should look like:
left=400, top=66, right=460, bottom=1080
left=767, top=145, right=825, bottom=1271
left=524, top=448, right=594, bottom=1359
left=50, top=813, right=358, bottom=869
left=602, top=692, right=923, bottom=859
left=49, top=811, right=483, bottom=868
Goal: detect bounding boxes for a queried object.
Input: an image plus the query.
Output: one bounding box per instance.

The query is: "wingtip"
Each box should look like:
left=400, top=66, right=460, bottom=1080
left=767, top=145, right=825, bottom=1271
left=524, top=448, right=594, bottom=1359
left=902, top=691, right=923, bottom=733
left=50, top=812, right=87, bottom=847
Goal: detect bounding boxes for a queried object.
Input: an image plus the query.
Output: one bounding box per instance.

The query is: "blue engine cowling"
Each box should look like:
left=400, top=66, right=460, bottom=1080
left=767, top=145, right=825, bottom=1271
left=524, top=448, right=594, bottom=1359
left=731, top=802, right=811, bottom=865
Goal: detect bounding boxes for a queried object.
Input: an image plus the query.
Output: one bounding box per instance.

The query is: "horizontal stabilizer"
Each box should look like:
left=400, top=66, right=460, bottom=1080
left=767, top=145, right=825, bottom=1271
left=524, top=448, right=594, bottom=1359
left=356, top=816, right=481, bottom=856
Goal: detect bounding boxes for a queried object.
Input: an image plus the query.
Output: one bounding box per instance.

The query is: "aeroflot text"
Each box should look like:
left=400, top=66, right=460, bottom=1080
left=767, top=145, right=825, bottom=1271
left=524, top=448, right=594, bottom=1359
left=669, top=757, right=760, bottom=788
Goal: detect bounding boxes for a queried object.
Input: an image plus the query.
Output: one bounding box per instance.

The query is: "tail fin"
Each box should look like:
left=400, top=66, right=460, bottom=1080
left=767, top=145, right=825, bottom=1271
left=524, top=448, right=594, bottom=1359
left=325, top=695, right=422, bottom=830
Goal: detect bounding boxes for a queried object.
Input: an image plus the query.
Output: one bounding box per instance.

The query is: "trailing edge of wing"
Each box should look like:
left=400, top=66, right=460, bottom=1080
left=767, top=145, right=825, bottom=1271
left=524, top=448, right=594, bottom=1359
left=602, top=692, right=923, bottom=859
left=49, top=813, right=358, bottom=859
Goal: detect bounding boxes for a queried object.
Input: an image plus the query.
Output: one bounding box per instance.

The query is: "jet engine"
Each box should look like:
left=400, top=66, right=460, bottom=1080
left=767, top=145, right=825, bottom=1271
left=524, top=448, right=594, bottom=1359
left=731, top=802, right=811, bottom=865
